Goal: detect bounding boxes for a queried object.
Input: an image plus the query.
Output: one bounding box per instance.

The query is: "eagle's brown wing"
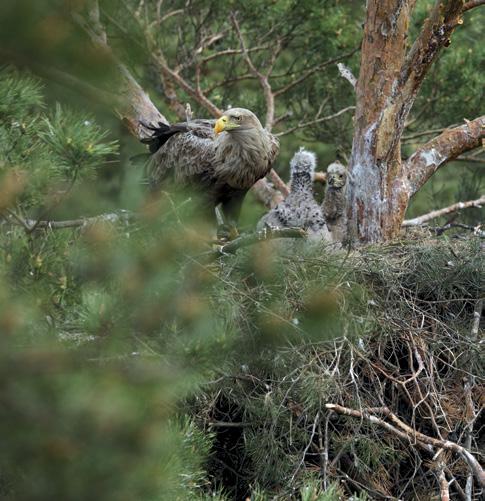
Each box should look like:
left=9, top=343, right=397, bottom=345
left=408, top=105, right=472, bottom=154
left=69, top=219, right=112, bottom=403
left=144, top=119, right=217, bottom=189
left=267, top=131, right=280, bottom=170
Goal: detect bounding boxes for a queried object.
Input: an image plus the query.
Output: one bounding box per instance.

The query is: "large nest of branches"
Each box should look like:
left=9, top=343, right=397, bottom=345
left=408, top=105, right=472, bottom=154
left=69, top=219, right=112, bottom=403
left=189, top=238, right=484, bottom=500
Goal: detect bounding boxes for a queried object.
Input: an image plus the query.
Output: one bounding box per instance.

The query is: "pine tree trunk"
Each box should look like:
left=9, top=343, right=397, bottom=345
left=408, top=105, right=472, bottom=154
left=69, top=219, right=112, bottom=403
left=346, top=0, right=473, bottom=243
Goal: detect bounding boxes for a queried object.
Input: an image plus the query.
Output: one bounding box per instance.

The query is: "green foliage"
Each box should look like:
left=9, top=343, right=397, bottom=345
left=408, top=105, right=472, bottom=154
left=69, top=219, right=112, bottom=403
left=0, top=69, right=220, bottom=500
left=0, top=66, right=44, bottom=120
left=189, top=239, right=483, bottom=498
left=0, top=69, right=118, bottom=211
left=0, top=0, right=484, bottom=498
left=0, top=68, right=342, bottom=500
left=39, top=104, right=118, bottom=180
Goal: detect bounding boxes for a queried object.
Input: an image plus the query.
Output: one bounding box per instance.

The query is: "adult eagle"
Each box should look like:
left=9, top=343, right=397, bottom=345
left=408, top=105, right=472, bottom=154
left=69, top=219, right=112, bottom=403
left=143, top=108, right=279, bottom=226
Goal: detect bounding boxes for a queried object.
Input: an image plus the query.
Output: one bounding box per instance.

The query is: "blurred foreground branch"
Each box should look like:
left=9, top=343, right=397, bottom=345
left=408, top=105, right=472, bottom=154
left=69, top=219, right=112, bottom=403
left=2, top=210, right=134, bottom=232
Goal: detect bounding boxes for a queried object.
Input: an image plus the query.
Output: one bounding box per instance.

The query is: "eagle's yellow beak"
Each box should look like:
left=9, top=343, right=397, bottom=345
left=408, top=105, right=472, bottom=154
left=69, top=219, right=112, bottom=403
left=214, top=116, right=228, bottom=134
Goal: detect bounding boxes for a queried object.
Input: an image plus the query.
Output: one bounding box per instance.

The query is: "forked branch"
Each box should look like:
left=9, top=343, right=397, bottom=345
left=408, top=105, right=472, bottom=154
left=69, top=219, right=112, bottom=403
left=325, top=403, right=485, bottom=489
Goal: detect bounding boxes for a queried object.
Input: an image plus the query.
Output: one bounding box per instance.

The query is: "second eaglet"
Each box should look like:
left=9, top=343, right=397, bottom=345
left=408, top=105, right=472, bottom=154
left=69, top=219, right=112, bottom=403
left=143, top=108, right=279, bottom=226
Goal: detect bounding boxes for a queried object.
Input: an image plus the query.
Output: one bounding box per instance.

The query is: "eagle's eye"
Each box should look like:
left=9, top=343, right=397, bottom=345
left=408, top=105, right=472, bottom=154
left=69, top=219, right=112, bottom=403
left=234, top=116, right=242, bottom=121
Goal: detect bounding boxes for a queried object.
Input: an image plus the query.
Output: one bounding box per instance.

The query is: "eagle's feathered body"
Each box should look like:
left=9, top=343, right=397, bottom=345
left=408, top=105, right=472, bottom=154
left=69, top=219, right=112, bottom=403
left=257, top=149, right=327, bottom=237
left=144, top=108, right=279, bottom=223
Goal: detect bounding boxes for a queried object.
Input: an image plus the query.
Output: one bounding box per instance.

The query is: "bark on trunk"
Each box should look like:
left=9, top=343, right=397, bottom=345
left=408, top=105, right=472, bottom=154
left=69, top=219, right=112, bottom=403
left=346, top=0, right=471, bottom=243
left=347, top=0, right=416, bottom=242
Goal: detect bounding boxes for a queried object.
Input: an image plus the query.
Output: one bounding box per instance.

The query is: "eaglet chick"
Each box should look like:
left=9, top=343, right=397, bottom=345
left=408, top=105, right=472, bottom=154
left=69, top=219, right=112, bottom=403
left=322, top=161, right=348, bottom=244
left=257, top=148, right=327, bottom=238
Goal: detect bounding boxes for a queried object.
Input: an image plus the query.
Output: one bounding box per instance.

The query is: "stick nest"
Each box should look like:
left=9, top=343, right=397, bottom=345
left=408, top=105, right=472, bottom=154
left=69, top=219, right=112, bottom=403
left=189, top=238, right=484, bottom=500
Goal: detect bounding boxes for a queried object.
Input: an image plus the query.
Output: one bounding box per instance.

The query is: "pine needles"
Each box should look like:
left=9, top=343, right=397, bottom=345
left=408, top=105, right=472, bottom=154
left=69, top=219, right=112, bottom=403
left=191, top=239, right=484, bottom=500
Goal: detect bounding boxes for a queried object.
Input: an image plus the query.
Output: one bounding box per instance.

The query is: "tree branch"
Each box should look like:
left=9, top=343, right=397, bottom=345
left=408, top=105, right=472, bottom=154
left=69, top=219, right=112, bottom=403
left=336, top=62, right=357, bottom=89
left=267, top=170, right=290, bottom=197
left=273, top=48, right=359, bottom=97
left=192, top=227, right=307, bottom=263
left=429, top=222, right=485, bottom=237
left=73, top=1, right=168, bottom=139
left=3, top=210, right=135, bottom=232
left=325, top=403, right=434, bottom=453
left=251, top=178, right=284, bottom=209
left=463, top=0, right=485, bottom=11
left=275, top=106, right=355, bottom=137
left=405, top=116, right=485, bottom=195
left=399, top=0, right=466, bottom=105
left=201, top=46, right=268, bottom=64
left=326, top=404, right=485, bottom=489
left=402, top=195, right=485, bottom=227
left=454, top=155, right=485, bottom=164
left=231, top=14, right=275, bottom=130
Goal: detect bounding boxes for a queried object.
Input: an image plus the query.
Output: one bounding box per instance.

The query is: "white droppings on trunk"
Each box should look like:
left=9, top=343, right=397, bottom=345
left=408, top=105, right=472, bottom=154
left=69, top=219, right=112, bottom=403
left=348, top=121, right=385, bottom=241
left=420, top=148, right=445, bottom=168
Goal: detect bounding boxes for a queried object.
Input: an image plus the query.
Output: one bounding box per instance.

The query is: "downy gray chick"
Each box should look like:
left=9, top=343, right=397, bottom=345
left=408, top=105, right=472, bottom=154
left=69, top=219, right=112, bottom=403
left=257, top=148, right=327, bottom=237
left=322, top=161, right=348, bottom=244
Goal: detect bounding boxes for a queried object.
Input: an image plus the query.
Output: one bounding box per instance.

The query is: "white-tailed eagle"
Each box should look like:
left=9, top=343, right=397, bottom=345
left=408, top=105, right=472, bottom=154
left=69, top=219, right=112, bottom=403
left=143, top=108, right=279, bottom=225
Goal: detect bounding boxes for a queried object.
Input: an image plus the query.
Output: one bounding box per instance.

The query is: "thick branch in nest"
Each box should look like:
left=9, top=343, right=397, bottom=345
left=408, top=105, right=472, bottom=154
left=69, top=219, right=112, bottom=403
left=207, top=227, right=307, bottom=261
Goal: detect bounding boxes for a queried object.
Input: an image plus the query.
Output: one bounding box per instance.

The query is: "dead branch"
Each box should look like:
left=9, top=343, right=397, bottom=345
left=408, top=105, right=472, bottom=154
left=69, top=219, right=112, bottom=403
left=231, top=14, right=275, bottom=130
left=152, top=56, right=223, bottom=117
left=276, top=106, right=355, bottom=137
left=208, top=421, right=251, bottom=428
left=405, top=116, right=485, bottom=195
left=438, top=462, right=450, bottom=501
left=325, top=404, right=485, bottom=489
left=429, top=223, right=485, bottom=237
left=325, top=403, right=434, bottom=453
left=203, top=73, right=256, bottom=94
left=251, top=179, right=285, bottom=209
left=463, top=377, right=477, bottom=501
left=336, top=62, right=356, bottom=89
left=273, top=48, right=359, bottom=97
left=201, top=46, right=268, bottom=65
left=470, top=299, right=483, bottom=341
left=402, top=195, right=485, bottom=227
left=402, top=126, right=458, bottom=142
left=454, top=156, right=485, bottom=164
left=268, top=170, right=290, bottom=197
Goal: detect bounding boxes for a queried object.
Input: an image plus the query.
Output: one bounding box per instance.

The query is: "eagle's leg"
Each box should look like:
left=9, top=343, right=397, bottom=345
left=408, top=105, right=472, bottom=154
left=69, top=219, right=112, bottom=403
left=217, top=191, right=246, bottom=240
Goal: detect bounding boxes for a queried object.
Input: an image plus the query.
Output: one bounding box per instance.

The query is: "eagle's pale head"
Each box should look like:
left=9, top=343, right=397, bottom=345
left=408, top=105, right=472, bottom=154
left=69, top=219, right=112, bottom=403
left=214, top=108, right=263, bottom=134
